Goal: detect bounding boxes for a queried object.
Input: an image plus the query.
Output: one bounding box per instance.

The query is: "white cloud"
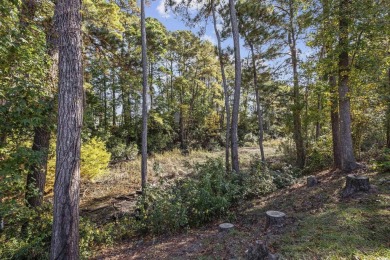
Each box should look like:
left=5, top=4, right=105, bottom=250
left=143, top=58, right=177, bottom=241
left=157, top=0, right=171, bottom=18
left=201, top=34, right=216, bottom=45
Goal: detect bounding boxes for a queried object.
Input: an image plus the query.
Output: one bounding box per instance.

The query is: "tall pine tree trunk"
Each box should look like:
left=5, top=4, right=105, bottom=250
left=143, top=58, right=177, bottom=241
left=338, top=0, right=357, bottom=172
left=229, top=0, right=242, bottom=173
left=288, top=30, right=305, bottom=168
left=25, top=127, right=50, bottom=207
left=211, top=0, right=230, bottom=172
left=249, top=43, right=265, bottom=162
left=112, top=73, right=116, bottom=126
left=330, top=75, right=342, bottom=169
left=50, top=0, right=83, bottom=257
left=315, top=92, right=321, bottom=140
left=140, top=0, right=148, bottom=191
left=288, top=0, right=305, bottom=168
left=386, top=68, right=390, bottom=148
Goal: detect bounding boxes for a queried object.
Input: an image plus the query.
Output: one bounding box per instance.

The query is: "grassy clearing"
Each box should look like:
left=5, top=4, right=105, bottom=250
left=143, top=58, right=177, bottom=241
left=80, top=140, right=282, bottom=210
left=257, top=170, right=390, bottom=259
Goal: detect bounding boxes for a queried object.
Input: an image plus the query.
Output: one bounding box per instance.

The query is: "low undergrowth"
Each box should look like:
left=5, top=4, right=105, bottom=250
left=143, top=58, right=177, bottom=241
left=135, top=157, right=296, bottom=235
left=0, top=156, right=296, bottom=259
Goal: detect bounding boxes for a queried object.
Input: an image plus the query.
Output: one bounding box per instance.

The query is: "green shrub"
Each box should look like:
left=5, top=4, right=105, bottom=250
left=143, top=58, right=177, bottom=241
left=270, top=169, right=296, bottom=189
left=375, top=148, right=390, bottom=173
left=304, top=136, right=333, bottom=174
left=108, top=139, right=138, bottom=161
left=242, top=157, right=296, bottom=197
left=0, top=203, right=52, bottom=260
left=136, top=158, right=241, bottom=234
left=136, top=186, right=189, bottom=234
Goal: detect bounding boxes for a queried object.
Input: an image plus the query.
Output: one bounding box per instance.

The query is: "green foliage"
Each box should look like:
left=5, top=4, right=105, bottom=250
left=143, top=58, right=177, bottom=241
left=147, top=111, right=175, bottom=153
left=0, top=204, right=119, bottom=260
left=375, top=148, right=390, bottom=173
left=242, top=157, right=296, bottom=198
left=0, top=203, right=52, bottom=260
left=136, top=159, right=241, bottom=234
left=135, top=158, right=296, bottom=235
left=108, top=141, right=138, bottom=161
left=304, top=136, right=333, bottom=174
left=0, top=146, right=43, bottom=228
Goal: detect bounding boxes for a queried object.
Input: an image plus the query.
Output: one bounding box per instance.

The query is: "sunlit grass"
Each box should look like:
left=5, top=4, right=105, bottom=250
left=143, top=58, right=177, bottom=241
left=278, top=197, right=390, bottom=259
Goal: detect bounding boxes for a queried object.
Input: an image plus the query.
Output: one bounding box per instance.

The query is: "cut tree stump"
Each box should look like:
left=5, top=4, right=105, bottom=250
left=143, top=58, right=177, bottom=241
left=265, top=211, right=286, bottom=230
left=307, top=176, right=318, bottom=187
left=219, top=223, right=234, bottom=232
left=342, top=174, right=370, bottom=198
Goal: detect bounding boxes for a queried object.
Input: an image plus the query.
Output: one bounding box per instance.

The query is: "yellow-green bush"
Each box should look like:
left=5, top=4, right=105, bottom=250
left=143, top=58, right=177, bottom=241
left=46, top=138, right=111, bottom=190
left=80, top=138, right=111, bottom=180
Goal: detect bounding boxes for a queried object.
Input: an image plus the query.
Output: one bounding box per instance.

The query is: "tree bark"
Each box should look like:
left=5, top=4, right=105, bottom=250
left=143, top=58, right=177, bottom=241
left=287, top=0, right=305, bottom=168
left=25, top=127, right=50, bottom=207
left=103, top=75, right=108, bottom=129
left=140, top=0, right=148, bottom=191
left=249, top=43, right=265, bottom=162
left=386, top=68, right=390, bottom=148
left=329, top=75, right=342, bottom=169
left=315, top=92, right=322, bottom=140
left=338, top=0, right=357, bottom=172
left=112, top=72, right=116, bottom=126
left=50, top=0, right=83, bottom=258
left=229, top=0, right=242, bottom=173
left=211, top=0, right=230, bottom=172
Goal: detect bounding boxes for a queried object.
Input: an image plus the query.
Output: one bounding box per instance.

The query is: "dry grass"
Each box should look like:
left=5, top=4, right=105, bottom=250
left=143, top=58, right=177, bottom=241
left=80, top=140, right=281, bottom=212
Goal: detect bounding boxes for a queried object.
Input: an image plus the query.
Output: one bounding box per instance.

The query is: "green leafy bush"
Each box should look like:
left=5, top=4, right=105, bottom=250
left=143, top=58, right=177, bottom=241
left=107, top=137, right=138, bottom=161
left=375, top=148, right=390, bottom=173
left=242, top=157, right=296, bottom=197
left=136, top=159, right=241, bottom=234
left=0, top=204, right=116, bottom=260
left=304, top=137, right=333, bottom=174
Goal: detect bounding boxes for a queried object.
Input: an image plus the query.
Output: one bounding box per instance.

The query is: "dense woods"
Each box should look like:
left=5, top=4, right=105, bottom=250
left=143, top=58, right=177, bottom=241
left=0, top=0, right=389, bottom=258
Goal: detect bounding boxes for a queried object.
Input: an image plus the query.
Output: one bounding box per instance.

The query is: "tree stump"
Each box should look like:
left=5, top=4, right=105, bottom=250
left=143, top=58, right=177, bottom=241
left=342, top=174, right=370, bottom=198
left=265, top=211, right=286, bottom=230
left=307, top=176, right=318, bottom=187
left=219, top=223, right=234, bottom=232
left=246, top=240, right=279, bottom=260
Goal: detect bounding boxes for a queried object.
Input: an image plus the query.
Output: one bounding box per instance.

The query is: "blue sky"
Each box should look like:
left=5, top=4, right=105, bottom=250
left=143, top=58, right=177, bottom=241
left=144, top=0, right=315, bottom=80
left=145, top=0, right=233, bottom=50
